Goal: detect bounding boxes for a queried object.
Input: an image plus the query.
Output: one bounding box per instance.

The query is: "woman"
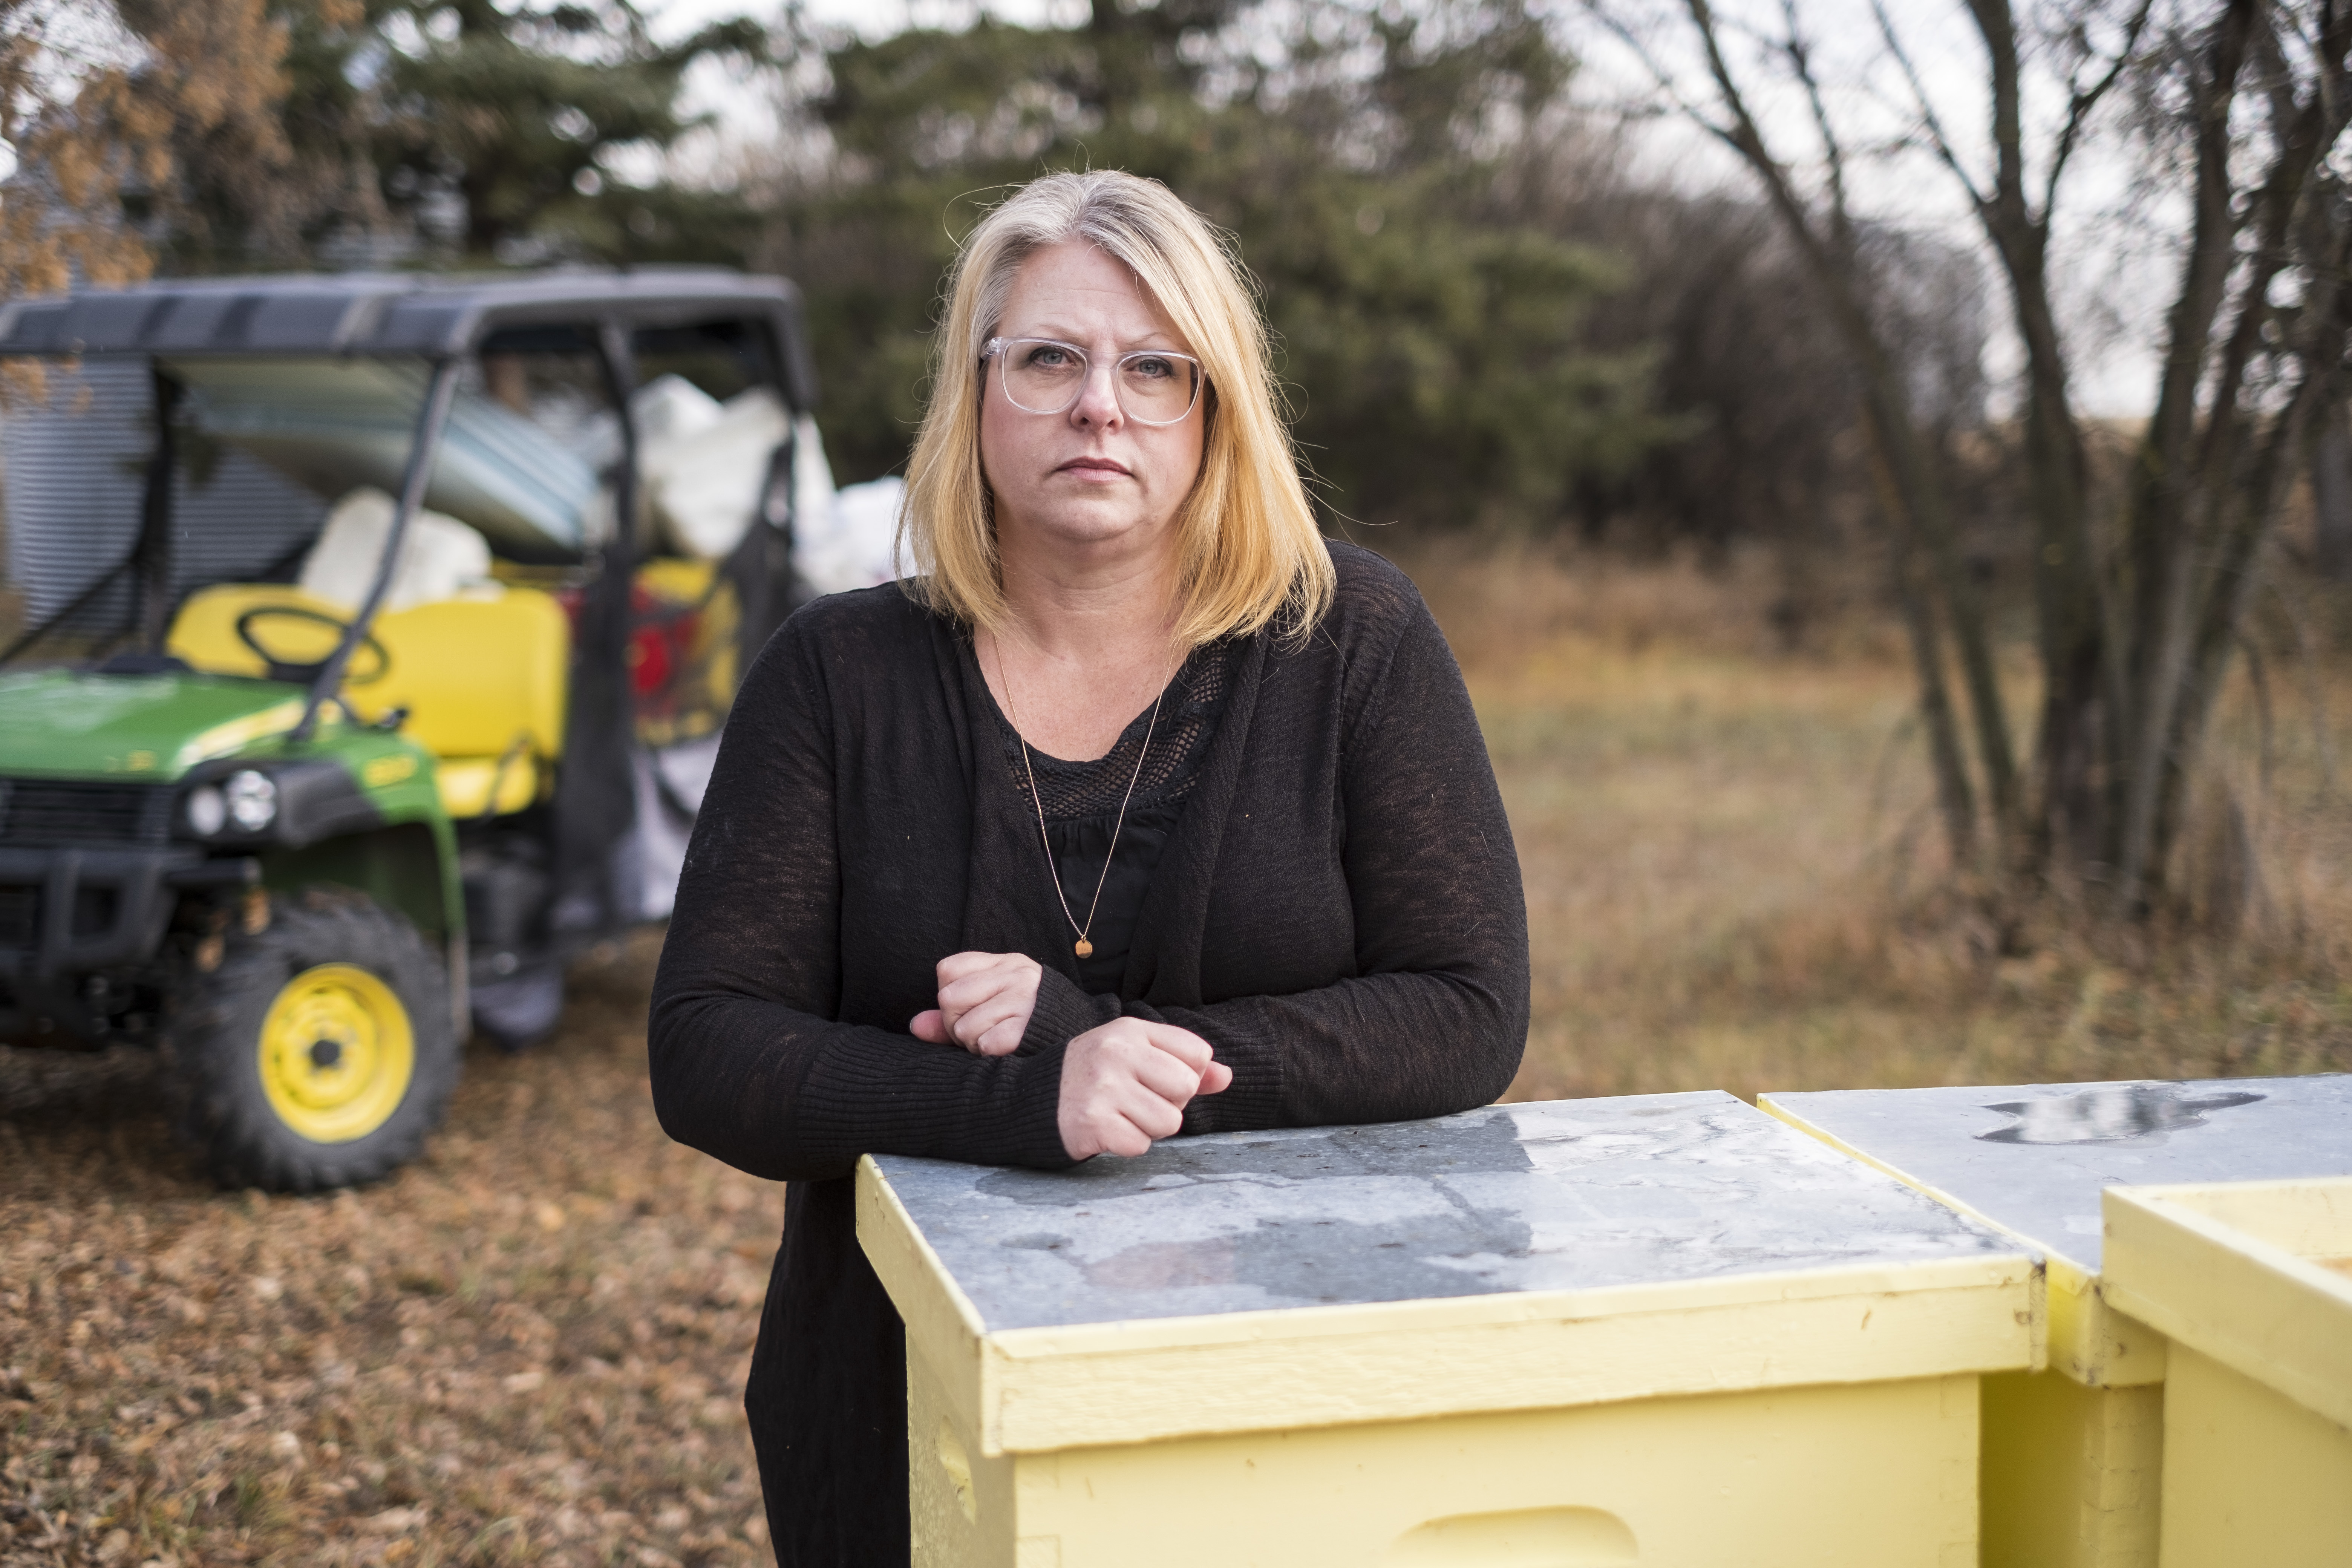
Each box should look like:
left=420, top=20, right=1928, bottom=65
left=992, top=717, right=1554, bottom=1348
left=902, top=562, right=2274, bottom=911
left=649, top=170, right=1528, bottom=1565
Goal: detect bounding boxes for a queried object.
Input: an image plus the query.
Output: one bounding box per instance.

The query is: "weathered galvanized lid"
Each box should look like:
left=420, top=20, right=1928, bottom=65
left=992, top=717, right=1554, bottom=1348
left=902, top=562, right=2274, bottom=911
left=860, top=1091, right=2039, bottom=1459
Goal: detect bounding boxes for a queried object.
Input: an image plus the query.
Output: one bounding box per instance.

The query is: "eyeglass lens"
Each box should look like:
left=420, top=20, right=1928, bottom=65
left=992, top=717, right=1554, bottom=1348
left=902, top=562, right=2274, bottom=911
left=995, top=340, right=1200, bottom=424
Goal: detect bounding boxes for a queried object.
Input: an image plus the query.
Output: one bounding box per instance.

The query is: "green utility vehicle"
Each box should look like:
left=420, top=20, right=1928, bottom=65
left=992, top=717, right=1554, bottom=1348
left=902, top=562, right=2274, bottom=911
left=0, top=272, right=821, bottom=1190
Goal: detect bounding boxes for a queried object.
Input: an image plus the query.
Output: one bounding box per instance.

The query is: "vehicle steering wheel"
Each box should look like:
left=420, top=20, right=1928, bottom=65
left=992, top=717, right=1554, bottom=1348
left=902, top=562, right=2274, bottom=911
left=234, top=604, right=390, bottom=686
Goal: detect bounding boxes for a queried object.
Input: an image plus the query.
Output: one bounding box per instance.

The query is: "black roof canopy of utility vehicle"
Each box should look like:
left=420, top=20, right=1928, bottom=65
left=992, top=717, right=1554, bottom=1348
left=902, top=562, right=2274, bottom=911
left=0, top=268, right=815, bottom=408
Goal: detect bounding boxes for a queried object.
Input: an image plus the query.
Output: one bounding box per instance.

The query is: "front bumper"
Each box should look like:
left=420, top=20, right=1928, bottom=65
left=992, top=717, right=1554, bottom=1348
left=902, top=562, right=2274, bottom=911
left=0, top=846, right=256, bottom=1040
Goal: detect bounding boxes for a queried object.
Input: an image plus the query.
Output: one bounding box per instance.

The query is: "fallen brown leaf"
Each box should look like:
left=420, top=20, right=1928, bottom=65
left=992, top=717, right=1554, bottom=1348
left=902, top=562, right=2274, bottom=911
left=2, top=931, right=778, bottom=1568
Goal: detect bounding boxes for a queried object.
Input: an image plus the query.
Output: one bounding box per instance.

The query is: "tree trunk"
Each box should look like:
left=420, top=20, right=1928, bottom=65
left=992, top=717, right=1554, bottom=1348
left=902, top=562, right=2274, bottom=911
left=1867, top=439, right=1977, bottom=866
left=2112, top=0, right=2345, bottom=912
left=1892, top=527, right=1979, bottom=870
left=2314, top=412, right=2352, bottom=579
left=1683, top=0, right=2018, bottom=866
left=1855, top=363, right=2018, bottom=854
left=2152, top=254, right=2352, bottom=895
left=1680, top=0, right=2352, bottom=922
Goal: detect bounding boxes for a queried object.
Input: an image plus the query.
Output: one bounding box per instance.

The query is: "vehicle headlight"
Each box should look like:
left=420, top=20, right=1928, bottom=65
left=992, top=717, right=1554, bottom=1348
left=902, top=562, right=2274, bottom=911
left=224, top=770, right=279, bottom=833
left=185, top=785, right=227, bottom=837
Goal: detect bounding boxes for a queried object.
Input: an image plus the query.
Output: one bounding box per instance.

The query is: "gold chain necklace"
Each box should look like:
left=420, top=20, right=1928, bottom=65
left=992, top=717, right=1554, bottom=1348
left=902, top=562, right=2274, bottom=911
left=992, top=637, right=1169, bottom=960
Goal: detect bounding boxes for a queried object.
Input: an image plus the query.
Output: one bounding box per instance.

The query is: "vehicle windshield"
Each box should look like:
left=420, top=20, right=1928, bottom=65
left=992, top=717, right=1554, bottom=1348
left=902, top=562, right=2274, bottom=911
left=1, top=343, right=620, bottom=671
left=161, top=354, right=608, bottom=562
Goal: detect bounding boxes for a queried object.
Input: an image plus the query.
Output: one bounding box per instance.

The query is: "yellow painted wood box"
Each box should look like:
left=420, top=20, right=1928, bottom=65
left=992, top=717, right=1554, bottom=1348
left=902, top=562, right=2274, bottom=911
left=859, top=1091, right=2037, bottom=1568
left=2101, top=1177, right=2352, bottom=1567
left=1763, top=1075, right=2352, bottom=1568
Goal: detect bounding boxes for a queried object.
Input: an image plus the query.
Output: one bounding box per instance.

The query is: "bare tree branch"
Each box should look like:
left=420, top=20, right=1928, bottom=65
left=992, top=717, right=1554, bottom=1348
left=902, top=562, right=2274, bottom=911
left=1673, top=0, right=2021, bottom=851
left=2044, top=0, right=2157, bottom=213
left=1871, top=0, right=1993, bottom=211
left=1578, top=3, right=1743, bottom=147
left=1780, top=0, right=1854, bottom=249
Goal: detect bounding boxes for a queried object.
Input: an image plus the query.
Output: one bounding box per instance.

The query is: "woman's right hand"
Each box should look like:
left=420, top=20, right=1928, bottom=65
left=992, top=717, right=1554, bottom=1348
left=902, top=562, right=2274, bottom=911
left=1058, top=1018, right=1232, bottom=1160
left=910, top=951, right=1041, bottom=1057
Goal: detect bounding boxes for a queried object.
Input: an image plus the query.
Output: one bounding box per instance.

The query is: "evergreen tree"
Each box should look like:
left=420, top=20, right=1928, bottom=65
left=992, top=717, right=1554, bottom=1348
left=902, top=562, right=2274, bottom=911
left=769, top=0, right=1677, bottom=527
left=357, top=0, right=767, bottom=263
left=10, top=0, right=770, bottom=277
left=0, top=0, right=290, bottom=295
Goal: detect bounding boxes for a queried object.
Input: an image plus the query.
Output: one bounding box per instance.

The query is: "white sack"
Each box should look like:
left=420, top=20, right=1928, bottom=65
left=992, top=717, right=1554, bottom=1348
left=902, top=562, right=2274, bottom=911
left=300, top=487, right=495, bottom=612
left=643, top=386, right=790, bottom=560
left=796, top=475, right=905, bottom=596
left=632, top=374, right=723, bottom=448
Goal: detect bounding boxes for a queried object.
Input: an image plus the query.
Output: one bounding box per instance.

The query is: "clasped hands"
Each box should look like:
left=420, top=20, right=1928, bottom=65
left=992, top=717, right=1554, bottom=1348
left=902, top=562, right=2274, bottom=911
left=911, top=951, right=1230, bottom=1159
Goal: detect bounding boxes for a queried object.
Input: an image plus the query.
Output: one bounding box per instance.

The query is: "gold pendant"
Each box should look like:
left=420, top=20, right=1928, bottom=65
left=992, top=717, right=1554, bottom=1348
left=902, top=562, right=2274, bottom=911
left=1074, top=938, right=1094, bottom=958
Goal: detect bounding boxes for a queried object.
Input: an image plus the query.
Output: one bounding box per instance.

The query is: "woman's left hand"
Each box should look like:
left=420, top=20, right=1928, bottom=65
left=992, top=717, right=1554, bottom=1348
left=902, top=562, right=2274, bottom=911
left=910, top=951, right=1043, bottom=1057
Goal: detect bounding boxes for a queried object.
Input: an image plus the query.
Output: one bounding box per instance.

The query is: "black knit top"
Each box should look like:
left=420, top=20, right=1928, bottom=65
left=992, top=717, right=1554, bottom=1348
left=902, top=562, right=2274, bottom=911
left=982, top=640, right=1232, bottom=992
left=648, top=542, right=1530, bottom=1567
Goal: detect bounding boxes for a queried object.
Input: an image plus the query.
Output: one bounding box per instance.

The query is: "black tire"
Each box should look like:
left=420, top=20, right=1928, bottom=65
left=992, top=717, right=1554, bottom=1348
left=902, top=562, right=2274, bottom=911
left=166, top=888, right=460, bottom=1192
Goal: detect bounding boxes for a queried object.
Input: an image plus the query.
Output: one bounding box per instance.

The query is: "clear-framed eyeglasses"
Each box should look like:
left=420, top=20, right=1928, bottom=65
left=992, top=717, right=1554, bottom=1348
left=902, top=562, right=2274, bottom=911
left=982, top=337, right=1206, bottom=426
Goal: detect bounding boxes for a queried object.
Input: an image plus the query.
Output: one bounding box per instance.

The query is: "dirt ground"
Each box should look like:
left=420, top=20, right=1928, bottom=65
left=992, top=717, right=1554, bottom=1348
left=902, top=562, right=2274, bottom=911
left=6, top=543, right=2350, bottom=1567
left=3, top=934, right=776, bottom=1568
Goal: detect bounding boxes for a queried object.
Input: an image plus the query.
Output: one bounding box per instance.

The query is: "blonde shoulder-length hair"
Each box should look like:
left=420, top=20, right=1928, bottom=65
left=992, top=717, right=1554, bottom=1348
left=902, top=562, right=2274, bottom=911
left=898, top=170, right=1334, bottom=648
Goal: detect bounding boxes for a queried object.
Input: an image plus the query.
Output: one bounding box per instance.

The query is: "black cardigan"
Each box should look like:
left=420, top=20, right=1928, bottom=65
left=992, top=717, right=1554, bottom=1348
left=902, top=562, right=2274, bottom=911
left=647, top=541, right=1530, bottom=1567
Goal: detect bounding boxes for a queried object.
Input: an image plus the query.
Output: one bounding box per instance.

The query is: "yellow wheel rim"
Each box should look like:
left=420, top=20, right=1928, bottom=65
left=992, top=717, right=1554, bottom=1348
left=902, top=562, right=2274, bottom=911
left=256, top=963, right=415, bottom=1143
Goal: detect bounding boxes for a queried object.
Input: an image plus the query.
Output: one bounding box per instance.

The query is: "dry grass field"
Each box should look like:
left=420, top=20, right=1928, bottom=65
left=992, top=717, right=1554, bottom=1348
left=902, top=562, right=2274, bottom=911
left=1419, top=539, right=2352, bottom=1101
left=5, top=543, right=2349, bottom=1566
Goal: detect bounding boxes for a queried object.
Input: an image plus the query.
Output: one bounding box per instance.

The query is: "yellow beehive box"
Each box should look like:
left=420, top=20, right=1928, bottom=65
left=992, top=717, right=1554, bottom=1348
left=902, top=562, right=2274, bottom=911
left=859, top=1090, right=2037, bottom=1568
left=2101, top=1177, right=2352, bottom=1567
left=1762, top=1074, right=2352, bottom=1568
